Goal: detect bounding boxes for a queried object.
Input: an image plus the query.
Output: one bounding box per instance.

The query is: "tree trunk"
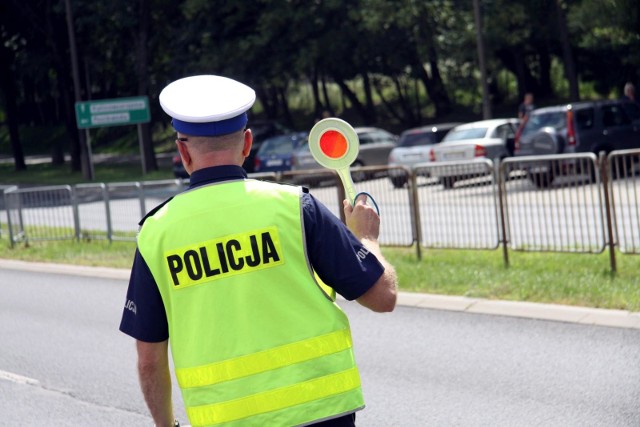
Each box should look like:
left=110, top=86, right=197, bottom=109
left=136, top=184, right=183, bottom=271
left=538, top=45, right=553, bottom=98
left=361, top=71, right=377, bottom=124
left=0, top=39, right=26, bottom=171
left=393, top=77, right=418, bottom=126
left=333, top=77, right=372, bottom=123
left=135, top=0, right=157, bottom=173
left=321, top=74, right=334, bottom=116
left=555, top=0, right=580, bottom=101
left=371, top=77, right=404, bottom=124
left=277, top=85, right=294, bottom=128
left=310, top=66, right=323, bottom=120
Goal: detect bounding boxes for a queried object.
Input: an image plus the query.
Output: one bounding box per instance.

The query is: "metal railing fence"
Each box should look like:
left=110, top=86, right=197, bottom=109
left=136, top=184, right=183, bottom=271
left=5, top=185, right=77, bottom=244
left=607, top=150, right=640, bottom=254
left=500, top=153, right=606, bottom=254
left=413, top=160, right=501, bottom=250
left=1, top=150, right=638, bottom=272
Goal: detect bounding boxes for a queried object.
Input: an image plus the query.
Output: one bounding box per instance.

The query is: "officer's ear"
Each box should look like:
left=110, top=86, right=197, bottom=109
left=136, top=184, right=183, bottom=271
left=242, top=129, right=253, bottom=157
left=176, top=138, right=192, bottom=167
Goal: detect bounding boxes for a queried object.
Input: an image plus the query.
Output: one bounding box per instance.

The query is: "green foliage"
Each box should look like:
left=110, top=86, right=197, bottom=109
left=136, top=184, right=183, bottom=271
left=2, top=0, right=639, bottom=167
left=0, top=235, right=636, bottom=311
left=384, top=247, right=640, bottom=311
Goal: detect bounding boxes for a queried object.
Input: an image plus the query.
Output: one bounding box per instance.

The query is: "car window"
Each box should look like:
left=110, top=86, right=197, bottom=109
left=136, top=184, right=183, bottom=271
left=601, top=105, right=630, bottom=127
left=398, top=131, right=436, bottom=147
left=443, top=127, right=488, bottom=141
left=258, top=136, right=295, bottom=155
left=575, top=108, right=594, bottom=130
left=371, top=130, right=396, bottom=143
left=434, top=129, right=452, bottom=142
left=492, top=124, right=516, bottom=139
left=359, top=133, right=374, bottom=145
left=520, top=111, right=566, bottom=137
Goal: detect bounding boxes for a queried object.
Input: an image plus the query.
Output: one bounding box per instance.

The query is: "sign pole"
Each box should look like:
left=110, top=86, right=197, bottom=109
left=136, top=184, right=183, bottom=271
left=85, top=129, right=95, bottom=181
left=137, top=124, right=147, bottom=175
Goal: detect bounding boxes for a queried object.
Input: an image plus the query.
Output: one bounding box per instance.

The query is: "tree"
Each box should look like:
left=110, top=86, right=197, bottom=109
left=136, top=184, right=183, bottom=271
left=0, top=24, right=26, bottom=171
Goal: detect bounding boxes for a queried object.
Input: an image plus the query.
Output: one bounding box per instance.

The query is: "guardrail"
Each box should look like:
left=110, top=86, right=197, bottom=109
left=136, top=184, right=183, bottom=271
left=1, top=150, right=638, bottom=272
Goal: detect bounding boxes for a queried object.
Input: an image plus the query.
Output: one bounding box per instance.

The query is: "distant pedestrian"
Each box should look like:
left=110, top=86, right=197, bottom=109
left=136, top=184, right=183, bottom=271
left=621, top=82, right=637, bottom=103
left=518, top=93, right=535, bottom=120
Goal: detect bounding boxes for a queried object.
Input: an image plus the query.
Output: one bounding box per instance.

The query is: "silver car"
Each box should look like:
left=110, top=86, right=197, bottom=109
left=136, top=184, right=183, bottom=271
left=429, top=118, right=519, bottom=188
left=387, top=123, right=461, bottom=188
left=291, top=126, right=398, bottom=181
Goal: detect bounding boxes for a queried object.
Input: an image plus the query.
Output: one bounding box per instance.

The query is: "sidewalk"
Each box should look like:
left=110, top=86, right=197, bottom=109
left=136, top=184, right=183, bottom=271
left=2, top=258, right=639, bottom=330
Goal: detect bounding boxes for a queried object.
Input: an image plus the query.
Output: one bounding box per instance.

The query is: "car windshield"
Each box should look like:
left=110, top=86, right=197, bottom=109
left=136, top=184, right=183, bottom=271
left=443, top=127, right=488, bottom=141
left=259, top=134, right=306, bottom=155
left=258, top=136, right=295, bottom=155
left=520, top=111, right=566, bottom=137
left=398, top=131, right=436, bottom=147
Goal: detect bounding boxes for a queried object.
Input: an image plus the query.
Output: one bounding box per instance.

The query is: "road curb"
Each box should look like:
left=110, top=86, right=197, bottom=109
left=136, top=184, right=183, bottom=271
left=2, top=258, right=639, bottom=330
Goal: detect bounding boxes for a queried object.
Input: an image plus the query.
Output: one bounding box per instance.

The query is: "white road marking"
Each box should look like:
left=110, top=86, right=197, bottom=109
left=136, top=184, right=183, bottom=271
left=0, top=369, right=40, bottom=386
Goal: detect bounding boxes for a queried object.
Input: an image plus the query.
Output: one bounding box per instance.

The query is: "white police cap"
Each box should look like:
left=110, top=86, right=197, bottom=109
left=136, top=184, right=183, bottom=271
left=159, top=75, right=256, bottom=136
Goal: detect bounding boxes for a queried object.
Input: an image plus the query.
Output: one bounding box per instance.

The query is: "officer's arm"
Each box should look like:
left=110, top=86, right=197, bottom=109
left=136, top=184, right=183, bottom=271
left=136, top=339, right=175, bottom=427
left=355, top=238, right=397, bottom=312
left=343, top=197, right=397, bottom=313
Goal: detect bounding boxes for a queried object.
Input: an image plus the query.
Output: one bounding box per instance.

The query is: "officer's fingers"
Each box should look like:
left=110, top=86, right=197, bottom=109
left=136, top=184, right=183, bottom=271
left=343, top=199, right=353, bottom=214
left=354, top=193, right=368, bottom=206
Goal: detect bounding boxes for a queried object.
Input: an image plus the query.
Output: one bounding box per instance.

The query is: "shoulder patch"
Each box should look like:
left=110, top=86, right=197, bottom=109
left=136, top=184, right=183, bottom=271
left=139, top=197, right=174, bottom=226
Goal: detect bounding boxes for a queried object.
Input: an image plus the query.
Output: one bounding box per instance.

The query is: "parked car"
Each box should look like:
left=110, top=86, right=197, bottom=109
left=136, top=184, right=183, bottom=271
left=243, top=120, right=293, bottom=173
left=429, top=118, right=520, bottom=188
left=253, top=132, right=308, bottom=173
left=291, top=126, right=399, bottom=181
left=514, top=99, right=640, bottom=186
left=171, top=119, right=292, bottom=178
left=387, top=122, right=461, bottom=188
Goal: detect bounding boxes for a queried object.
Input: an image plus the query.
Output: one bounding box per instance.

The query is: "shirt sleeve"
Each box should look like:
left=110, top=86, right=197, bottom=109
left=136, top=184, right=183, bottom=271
left=119, top=249, right=169, bottom=342
left=302, top=192, right=384, bottom=301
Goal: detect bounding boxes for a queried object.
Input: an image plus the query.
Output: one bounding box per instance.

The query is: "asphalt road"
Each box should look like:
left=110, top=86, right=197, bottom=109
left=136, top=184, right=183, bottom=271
left=1, top=266, right=639, bottom=426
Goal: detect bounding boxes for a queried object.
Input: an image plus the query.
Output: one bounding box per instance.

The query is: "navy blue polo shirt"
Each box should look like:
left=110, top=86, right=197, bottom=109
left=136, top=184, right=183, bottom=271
left=119, top=165, right=384, bottom=342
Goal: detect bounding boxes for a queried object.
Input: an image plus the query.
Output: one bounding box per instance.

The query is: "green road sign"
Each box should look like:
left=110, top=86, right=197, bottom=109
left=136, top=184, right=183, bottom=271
left=75, top=96, right=150, bottom=129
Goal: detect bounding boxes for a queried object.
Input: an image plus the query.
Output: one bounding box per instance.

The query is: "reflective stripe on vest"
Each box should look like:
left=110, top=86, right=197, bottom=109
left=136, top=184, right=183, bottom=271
left=176, top=329, right=352, bottom=389
left=187, top=367, right=361, bottom=426
left=137, top=180, right=364, bottom=426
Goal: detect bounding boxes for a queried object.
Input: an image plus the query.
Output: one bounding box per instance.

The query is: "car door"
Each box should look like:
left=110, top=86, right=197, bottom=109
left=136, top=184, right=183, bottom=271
left=357, top=131, right=397, bottom=166
left=599, top=104, right=640, bottom=151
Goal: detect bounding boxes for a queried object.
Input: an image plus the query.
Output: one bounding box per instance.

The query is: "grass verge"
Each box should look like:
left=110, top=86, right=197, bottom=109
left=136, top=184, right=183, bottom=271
left=0, top=236, right=637, bottom=312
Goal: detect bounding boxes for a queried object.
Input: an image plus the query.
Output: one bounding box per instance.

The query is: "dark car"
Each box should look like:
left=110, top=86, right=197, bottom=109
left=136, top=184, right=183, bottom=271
left=514, top=99, right=640, bottom=186
left=254, top=132, right=309, bottom=173
left=243, top=120, right=293, bottom=173
left=386, top=122, right=461, bottom=188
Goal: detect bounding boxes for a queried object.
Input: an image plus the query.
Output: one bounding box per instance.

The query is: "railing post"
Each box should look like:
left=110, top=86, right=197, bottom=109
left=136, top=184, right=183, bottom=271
left=497, top=160, right=510, bottom=268
left=102, top=184, right=113, bottom=243
left=600, top=151, right=617, bottom=273
left=410, top=169, right=422, bottom=260
left=71, top=185, right=81, bottom=240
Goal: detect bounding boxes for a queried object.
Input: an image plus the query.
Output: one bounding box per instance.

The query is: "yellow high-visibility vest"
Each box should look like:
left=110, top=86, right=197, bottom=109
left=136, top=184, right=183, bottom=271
left=138, top=179, right=364, bottom=426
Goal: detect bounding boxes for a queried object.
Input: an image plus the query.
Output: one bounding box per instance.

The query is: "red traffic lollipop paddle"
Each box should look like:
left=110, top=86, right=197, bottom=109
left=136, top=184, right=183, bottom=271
left=308, top=118, right=379, bottom=213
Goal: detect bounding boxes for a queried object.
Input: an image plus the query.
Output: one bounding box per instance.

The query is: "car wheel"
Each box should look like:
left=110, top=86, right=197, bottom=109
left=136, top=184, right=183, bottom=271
left=390, top=176, right=407, bottom=188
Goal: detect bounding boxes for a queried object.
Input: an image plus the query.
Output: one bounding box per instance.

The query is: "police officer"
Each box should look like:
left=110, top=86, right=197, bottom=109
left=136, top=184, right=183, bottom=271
left=119, top=75, right=397, bottom=427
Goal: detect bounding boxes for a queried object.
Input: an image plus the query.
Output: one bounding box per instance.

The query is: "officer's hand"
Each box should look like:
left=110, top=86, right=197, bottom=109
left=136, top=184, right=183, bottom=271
left=343, top=194, right=380, bottom=241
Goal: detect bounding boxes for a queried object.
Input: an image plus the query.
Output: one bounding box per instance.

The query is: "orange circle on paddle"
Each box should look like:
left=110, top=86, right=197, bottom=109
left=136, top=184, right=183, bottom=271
left=319, top=130, right=348, bottom=159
